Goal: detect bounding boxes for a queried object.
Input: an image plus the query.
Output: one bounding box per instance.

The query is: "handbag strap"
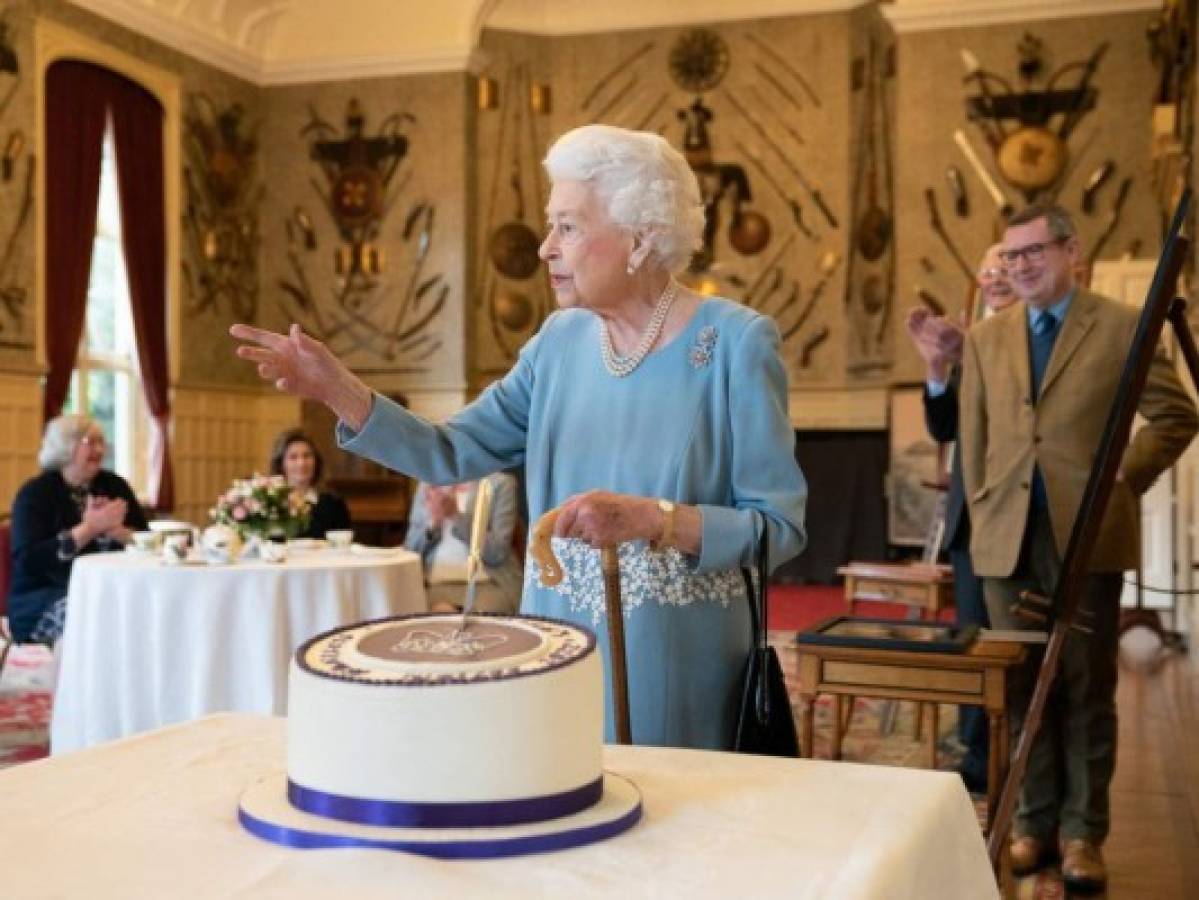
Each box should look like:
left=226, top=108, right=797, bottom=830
left=741, top=519, right=773, bottom=724
left=740, top=518, right=770, bottom=652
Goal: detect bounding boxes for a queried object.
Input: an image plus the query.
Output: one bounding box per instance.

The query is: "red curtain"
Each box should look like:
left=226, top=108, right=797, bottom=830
left=43, top=62, right=108, bottom=423
left=110, top=76, right=173, bottom=511
left=43, top=61, right=174, bottom=510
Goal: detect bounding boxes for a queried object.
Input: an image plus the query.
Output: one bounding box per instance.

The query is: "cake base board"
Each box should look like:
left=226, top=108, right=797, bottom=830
left=238, top=771, right=642, bottom=859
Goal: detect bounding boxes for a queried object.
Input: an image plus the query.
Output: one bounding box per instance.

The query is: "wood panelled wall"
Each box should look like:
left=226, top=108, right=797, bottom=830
left=0, top=373, right=46, bottom=513
left=170, top=387, right=300, bottom=525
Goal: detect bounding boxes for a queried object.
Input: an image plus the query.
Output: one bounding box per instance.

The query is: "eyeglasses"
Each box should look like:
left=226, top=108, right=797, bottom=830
left=998, top=238, right=1066, bottom=265
left=80, top=434, right=106, bottom=449
left=977, top=266, right=1007, bottom=281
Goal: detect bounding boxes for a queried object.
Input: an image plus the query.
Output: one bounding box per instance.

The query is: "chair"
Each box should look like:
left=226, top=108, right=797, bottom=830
left=0, top=517, right=54, bottom=681
left=0, top=517, right=15, bottom=678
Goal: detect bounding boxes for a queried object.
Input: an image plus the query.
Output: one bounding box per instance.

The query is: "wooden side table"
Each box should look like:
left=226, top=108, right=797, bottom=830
left=795, top=638, right=1026, bottom=835
left=836, top=562, right=957, bottom=740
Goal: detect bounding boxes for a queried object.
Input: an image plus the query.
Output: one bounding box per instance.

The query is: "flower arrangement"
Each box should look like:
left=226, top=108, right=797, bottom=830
left=209, top=474, right=314, bottom=540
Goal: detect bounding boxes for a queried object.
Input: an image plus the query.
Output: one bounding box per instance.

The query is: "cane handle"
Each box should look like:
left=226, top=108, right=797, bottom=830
left=530, top=507, right=564, bottom=586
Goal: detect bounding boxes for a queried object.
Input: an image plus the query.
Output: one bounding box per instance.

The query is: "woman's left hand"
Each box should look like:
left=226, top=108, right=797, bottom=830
left=553, top=491, right=660, bottom=548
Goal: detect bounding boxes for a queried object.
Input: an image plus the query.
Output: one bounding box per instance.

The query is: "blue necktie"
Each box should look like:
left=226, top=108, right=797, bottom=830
left=1029, top=311, right=1059, bottom=400
left=1029, top=311, right=1059, bottom=509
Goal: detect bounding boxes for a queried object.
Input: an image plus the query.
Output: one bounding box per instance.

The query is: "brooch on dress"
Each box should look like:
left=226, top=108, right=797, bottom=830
left=689, top=326, right=718, bottom=369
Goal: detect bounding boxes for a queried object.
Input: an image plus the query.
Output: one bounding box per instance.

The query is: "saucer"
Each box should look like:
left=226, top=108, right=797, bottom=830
left=287, top=538, right=327, bottom=551
left=348, top=544, right=400, bottom=558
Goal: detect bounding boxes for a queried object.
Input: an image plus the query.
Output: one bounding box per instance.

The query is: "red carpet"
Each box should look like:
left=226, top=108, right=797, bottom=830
left=767, top=583, right=953, bottom=631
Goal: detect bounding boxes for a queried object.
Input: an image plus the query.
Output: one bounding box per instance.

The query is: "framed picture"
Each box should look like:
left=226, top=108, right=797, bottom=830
left=887, top=384, right=944, bottom=548
left=796, top=616, right=978, bottom=654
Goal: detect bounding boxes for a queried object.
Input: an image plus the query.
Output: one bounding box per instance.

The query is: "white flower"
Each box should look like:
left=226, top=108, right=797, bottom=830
left=524, top=538, right=741, bottom=626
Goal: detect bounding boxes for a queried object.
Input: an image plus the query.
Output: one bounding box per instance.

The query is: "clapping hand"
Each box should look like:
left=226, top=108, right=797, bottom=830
left=905, top=307, right=966, bottom=382
left=84, top=495, right=128, bottom=539
left=425, top=485, right=461, bottom=527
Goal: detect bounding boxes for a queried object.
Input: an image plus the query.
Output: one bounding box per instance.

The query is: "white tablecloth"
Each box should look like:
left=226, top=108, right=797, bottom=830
left=51, top=549, right=426, bottom=754
left=6, top=714, right=997, bottom=899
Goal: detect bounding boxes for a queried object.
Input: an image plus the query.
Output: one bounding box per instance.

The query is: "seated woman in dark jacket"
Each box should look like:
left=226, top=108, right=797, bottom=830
left=268, top=428, right=351, bottom=539
left=9, top=415, right=148, bottom=644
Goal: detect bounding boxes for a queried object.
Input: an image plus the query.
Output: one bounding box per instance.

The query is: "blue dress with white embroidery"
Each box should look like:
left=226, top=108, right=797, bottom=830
left=338, top=297, right=808, bottom=750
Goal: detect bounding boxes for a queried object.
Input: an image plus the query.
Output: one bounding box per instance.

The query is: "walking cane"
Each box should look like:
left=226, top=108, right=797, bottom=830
left=530, top=507, right=632, bottom=744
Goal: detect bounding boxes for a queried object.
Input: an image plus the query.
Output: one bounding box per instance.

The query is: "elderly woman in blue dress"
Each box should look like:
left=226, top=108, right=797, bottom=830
left=232, top=124, right=807, bottom=750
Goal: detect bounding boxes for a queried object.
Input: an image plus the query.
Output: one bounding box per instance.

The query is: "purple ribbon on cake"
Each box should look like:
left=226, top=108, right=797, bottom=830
left=238, top=803, right=643, bottom=859
left=287, top=776, right=605, bottom=828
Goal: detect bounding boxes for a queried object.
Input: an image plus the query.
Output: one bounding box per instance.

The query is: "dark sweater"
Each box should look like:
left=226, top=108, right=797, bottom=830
left=8, top=468, right=147, bottom=642
left=302, top=491, right=352, bottom=539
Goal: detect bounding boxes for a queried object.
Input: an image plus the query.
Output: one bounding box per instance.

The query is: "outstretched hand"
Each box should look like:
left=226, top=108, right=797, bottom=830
left=230, top=323, right=373, bottom=429
left=229, top=324, right=339, bottom=400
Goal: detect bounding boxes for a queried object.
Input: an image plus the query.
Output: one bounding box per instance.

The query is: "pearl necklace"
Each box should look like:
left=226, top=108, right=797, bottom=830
left=599, top=279, right=679, bottom=377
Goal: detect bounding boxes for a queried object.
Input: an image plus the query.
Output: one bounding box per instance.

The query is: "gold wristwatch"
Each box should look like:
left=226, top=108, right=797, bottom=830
left=652, top=498, right=676, bottom=552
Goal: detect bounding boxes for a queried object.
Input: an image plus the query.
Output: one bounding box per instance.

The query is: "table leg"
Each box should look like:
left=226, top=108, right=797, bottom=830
left=878, top=699, right=899, bottom=736
left=799, top=693, right=816, bottom=758
left=926, top=703, right=939, bottom=770
left=986, top=710, right=1003, bottom=830
left=840, top=695, right=855, bottom=735
left=831, top=695, right=845, bottom=760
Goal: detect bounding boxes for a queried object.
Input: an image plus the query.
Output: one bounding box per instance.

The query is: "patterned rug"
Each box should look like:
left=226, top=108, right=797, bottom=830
left=0, top=643, right=53, bottom=767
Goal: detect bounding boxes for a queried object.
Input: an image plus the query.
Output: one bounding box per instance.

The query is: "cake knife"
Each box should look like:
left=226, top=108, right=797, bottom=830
left=457, top=477, right=494, bottom=634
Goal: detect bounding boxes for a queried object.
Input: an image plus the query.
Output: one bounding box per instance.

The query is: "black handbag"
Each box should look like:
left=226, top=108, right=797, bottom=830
left=733, top=524, right=800, bottom=757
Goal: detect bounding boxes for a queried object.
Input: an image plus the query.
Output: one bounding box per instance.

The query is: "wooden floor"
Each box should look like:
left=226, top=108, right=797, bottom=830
left=1068, top=605, right=1199, bottom=899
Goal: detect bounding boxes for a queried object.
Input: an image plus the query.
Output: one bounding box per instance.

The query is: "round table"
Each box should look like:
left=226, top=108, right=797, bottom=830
left=50, top=546, right=427, bottom=754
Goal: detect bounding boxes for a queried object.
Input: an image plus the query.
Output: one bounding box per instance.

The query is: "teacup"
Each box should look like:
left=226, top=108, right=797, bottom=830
left=326, top=529, right=353, bottom=550
left=131, top=531, right=161, bottom=553
left=201, top=524, right=243, bottom=565
left=259, top=541, right=288, bottom=564
left=149, top=520, right=198, bottom=549
left=162, top=533, right=190, bottom=565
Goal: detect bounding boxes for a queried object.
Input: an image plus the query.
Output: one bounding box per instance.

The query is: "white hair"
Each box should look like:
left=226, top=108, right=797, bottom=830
left=38, top=414, right=99, bottom=470
left=543, top=124, right=705, bottom=272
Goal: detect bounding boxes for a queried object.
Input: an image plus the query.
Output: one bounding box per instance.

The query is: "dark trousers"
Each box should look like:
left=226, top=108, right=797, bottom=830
left=948, top=543, right=989, bottom=785
left=983, top=510, right=1121, bottom=844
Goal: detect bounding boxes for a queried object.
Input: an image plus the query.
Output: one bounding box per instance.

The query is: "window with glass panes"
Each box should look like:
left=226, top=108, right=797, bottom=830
left=65, top=118, right=149, bottom=494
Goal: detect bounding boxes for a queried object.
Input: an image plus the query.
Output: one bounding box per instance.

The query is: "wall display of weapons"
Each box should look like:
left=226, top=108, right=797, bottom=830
left=181, top=93, right=261, bottom=323
left=476, top=15, right=851, bottom=383
left=474, top=55, right=555, bottom=375
left=1147, top=0, right=1196, bottom=295
left=844, top=32, right=896, bottom=377
left=262, top=86, right=459, bottom=381
left=894, top=12, right=1162, bottom=382
left=0, top=11, right=32, bottom=352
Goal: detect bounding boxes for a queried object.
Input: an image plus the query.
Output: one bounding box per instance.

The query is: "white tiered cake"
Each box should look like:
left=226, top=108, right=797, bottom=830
left=238, top=613, right=642, bottom=857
